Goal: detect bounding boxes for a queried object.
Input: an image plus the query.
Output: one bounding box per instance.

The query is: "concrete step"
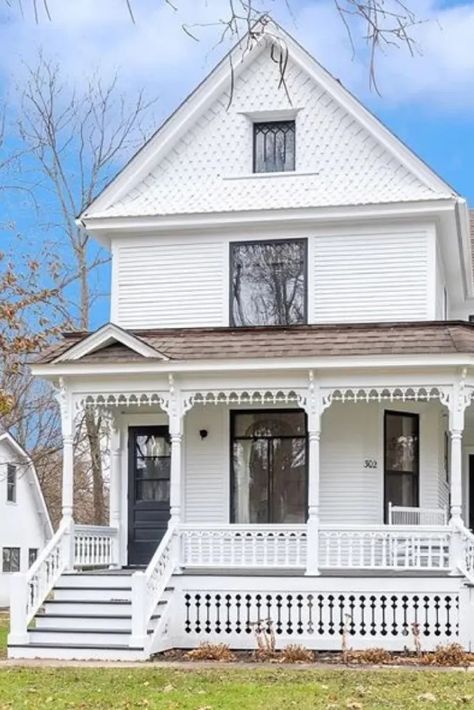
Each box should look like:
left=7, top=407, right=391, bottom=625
left=8, top=642, right=147, bottom=661
left=53, top=586, right=132, bottom=602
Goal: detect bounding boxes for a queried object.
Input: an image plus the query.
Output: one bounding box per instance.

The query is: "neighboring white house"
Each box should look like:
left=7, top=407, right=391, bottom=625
left=0, top=431, right=52, bottom=606
left=8, top=23, right=474, bottom=660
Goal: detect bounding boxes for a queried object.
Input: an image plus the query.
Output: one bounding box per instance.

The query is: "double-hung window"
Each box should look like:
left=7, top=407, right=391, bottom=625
left=6, top=463, right=16, bottom=503
left=230, top=239, right=307, bottom=326
left=2, top=547, right=20, bottom=573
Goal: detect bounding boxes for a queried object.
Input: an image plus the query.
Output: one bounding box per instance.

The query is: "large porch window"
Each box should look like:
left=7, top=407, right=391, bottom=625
left=384, top=411, right=419, bottom=518
left=231, top=410, right=307, bottom=524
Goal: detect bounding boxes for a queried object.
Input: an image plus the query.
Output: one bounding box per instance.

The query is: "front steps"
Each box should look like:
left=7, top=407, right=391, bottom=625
left=8, top=571, right=173, bottom=661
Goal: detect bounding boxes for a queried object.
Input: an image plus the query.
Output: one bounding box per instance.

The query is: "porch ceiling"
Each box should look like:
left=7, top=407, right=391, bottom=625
left=35, top=320, right=474, bottom=365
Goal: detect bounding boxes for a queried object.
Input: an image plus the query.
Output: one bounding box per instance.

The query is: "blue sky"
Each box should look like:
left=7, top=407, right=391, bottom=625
left=0, top=0, right=473, bottom=327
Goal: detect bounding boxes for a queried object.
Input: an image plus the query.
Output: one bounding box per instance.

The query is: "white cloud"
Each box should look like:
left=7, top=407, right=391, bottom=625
left=0, top=0, right=473, bottom=115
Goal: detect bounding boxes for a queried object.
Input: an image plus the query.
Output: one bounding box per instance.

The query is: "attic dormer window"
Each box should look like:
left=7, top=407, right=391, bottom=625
left=253, top=121, right=295, bottom=173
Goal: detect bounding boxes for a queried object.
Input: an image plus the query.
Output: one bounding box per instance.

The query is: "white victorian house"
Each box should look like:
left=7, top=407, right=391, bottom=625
left=0, top=431, right=52, bottom=606
left=8, top=24, right=474, bottom=660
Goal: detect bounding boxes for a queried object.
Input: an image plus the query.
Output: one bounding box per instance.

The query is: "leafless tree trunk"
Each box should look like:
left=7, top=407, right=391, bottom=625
left=14, top=54, right=155, bottom=524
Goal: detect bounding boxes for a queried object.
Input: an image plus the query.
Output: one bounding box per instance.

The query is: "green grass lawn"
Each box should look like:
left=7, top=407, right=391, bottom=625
left=0, top=666, right=472, bottom=709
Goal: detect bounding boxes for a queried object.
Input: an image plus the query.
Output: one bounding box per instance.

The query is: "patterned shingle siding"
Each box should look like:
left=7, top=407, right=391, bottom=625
left=101, top=47, right=448, bottom=218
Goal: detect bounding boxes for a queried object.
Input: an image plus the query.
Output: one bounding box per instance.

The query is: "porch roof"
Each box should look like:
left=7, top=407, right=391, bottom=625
left=35, top=320, right=474, bottom=365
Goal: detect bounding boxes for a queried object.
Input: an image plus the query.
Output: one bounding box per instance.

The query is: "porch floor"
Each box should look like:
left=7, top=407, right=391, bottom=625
left=70, top=567, right=455, bottom=578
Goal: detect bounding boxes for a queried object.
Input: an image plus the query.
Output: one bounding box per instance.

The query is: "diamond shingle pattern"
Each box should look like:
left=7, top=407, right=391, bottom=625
left=96, top=49, right=450, bottom=218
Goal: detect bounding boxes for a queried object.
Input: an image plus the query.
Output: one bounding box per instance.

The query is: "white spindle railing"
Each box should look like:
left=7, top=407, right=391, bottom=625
left=319, top=525, right=451, bottom=570
left=388, top=503, right=447, bottom=526
left=9, top=518, right=73, bottom=644
left=454, top=523, right=474, bottom=582
left=180, top=524, right=307, bottom=568
left=130, top=520, right=179, bottom=648
left=74, top=525, right=118, bottom=567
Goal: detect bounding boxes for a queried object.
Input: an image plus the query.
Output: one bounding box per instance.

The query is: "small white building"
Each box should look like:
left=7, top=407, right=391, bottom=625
left=8, top=23, right=474, bottom=660
left=0, top=431, right=52, bottom=606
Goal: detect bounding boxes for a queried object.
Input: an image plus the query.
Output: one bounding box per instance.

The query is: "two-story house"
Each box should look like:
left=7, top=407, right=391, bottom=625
left=8, top=23, right=474, bottom=660
left=0, top=431, right=52, bottom=606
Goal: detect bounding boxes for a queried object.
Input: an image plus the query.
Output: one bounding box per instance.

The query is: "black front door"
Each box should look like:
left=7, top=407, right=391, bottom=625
left=128, top=426, right=171, bottom=566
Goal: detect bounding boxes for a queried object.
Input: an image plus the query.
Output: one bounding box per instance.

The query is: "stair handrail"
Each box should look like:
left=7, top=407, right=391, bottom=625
left=452, top=521, right=474, bottom=583
left=130, top=519, right=180, bottom=648
left=9, top=517, right=73, bottom=644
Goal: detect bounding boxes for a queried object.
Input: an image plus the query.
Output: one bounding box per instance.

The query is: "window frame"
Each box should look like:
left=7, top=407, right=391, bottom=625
left=2, top=547, right=20, bottom=573
left=229, top=237, right=308, bottom=328
left=6, top=463, right=16, bottom=503
left=253, top=120, right=296, bottom=174
left=383, top=410, right=420, bottom=521
left=28, top=548, right=38, bottom=567
left=229, top=408, right=308, bottom=524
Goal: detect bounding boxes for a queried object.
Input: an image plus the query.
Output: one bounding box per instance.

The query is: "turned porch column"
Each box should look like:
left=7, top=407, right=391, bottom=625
left=304, top=372, right=322, bottom=576
left=109, top=417, right=122, bottom=565
left=168, top=376, right=184, bottom=523
left=448, top=376, right=469, bottom=526
left=56, top=378, right=74, bottom=521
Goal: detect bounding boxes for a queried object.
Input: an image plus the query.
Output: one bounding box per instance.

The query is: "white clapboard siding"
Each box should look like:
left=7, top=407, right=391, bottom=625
left=311, top=231, right=429, bottom=323
left=184, top=406, right=229, bottom=523
left=320, top=403, right=382, bottom=525
left=115, top=241, right=225, bottom=329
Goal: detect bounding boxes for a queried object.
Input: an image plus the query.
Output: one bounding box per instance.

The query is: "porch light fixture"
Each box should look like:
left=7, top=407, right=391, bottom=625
left=199, top=429, right=208, bottom=440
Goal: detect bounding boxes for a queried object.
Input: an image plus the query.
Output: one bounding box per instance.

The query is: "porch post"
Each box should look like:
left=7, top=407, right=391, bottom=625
left=109, top=417, right=122, bottom=566
left=449, top=377, right=468, bottom=526
left=56, top=378, right=74, bottom=521
left=304, top=371, right=321, bottom=576
left=448, top=375, right=469, bottom=574
left=168, top=377, right=184, bottom=523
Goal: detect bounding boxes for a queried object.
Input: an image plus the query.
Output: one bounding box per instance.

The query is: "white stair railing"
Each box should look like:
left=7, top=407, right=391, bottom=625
left=8, top=517, right=74, bottom=645
left=130, top=519, right=179, bottom=648
left=74, top=524, right=119, bottom=567
left=453, top=523, right=474, bottom=582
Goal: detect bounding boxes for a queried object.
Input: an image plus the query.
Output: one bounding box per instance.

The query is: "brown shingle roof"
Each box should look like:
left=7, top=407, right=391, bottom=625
left=34, top=321, right=474, bottom=365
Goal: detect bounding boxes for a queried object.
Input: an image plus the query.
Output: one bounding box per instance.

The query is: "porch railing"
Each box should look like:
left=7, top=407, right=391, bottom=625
left=74, top=524, right=119, bottom=567
left=319, top=525, right=451, bottom=570
left=180, top=524, right=308, bottom=569
left=388, top=503, right=447, bottom=526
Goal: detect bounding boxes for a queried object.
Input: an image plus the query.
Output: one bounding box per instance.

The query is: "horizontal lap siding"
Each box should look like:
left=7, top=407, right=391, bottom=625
left=115, top=241, right=225, bottom=328
left=311, top=232, right=429, bottom=322
left=320, top=403, right=382, bottom=525
left=184, top=406, right=228, bottom=523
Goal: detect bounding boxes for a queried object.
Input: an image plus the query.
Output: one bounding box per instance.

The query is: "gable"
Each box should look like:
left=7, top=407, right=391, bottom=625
left=53, top=323, right=168, bottom=362
left=83, top=28, right=454, bottom=221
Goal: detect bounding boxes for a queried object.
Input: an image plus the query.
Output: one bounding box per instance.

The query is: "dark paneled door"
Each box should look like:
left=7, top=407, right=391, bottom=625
left=128, top=426, right=171, bottom=566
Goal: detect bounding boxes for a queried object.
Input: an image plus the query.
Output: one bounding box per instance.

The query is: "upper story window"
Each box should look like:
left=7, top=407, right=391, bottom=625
left=6, top=464, right=16, bottom=503
left=231, top=239, right=306, bottom=327
left=253, top=121, right=295, bottom=173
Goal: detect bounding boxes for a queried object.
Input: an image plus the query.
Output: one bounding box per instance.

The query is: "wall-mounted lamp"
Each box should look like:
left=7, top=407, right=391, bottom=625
left=199, top=429, right=208, bottom=440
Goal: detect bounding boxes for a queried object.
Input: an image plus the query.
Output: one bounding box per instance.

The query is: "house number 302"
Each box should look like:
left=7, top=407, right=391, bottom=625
left=364, top=459, right=378, bottom=469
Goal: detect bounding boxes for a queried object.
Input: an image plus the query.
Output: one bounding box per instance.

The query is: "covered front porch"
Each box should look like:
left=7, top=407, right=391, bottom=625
left=10, top=366, right=474, bottom=655
left=48, top=369, right=474, bottom=577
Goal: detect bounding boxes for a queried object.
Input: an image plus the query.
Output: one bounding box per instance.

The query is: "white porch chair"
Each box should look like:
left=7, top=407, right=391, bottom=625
left=388, top=502, right=447, bottom=526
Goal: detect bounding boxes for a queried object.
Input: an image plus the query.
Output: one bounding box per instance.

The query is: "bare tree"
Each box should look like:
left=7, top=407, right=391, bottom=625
left=1, top=0, right=424, bottom=91
left=14, top=54, right=155, bottom=524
